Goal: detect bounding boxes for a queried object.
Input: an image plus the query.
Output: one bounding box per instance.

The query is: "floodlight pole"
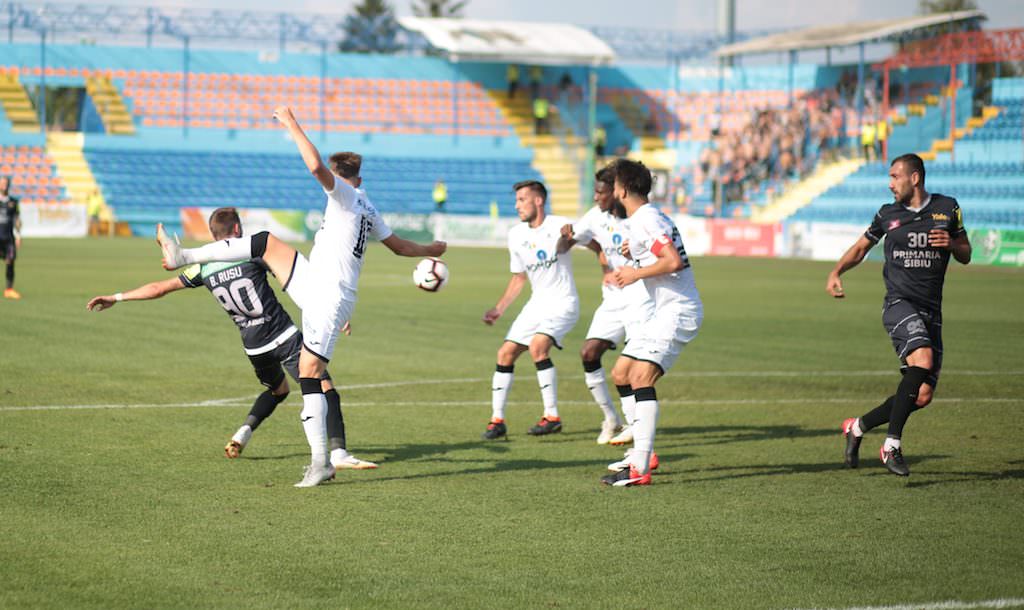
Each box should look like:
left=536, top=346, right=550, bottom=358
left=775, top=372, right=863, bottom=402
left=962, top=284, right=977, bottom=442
left=320, top=41, right=327, bottom=142
left=882, top=61, right=890, bottom=162
left=582, top=65, right=598, bottom=217
left=183, top=35, right=190, bottom=138
left=855, top=42, right=865, bottom=154
left=38, top=29, right=46, bottom=131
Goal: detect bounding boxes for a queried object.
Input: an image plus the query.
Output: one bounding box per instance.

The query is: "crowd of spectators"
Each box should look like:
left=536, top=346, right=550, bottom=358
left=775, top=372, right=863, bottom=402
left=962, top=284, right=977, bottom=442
left=688, top=90, right=847, bottom=211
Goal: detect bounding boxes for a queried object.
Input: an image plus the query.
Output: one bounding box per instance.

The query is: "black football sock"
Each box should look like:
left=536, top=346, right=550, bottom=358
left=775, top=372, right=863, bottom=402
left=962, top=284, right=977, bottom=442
left=244, top=390, right=287, bottom=431
left=859, top=396, right=895, bottom=433
left=5, top=261, right=13, bottom=289
left=886, top=366, right=931, bottom=440
left=325, top=389, right=346, bottom=451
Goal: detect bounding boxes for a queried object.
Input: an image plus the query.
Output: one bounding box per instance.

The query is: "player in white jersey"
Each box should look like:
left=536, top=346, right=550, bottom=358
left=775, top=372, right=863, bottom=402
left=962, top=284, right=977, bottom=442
left=157, top=106, right=446, bottom=487
left=561, top=166, right=655, bottom=444
left=600, top=158, right=703, bottom=487
left=481, top=180, right=579, bottom=440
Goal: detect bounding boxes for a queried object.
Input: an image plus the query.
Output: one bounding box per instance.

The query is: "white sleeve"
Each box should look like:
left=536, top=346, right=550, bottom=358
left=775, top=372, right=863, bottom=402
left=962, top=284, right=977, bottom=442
left=324, top=180, right=358, bottom=211
left=369, top=206, right=393, bottom=241
left=572, top=210, right=594, bottom=246
left=508, top=231, right=525, bottom=274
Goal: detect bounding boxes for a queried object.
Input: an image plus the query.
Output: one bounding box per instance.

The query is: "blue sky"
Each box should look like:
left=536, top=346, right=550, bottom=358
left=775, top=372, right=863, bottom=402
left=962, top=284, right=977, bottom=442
left=99, top=0, right=1023, bottom=31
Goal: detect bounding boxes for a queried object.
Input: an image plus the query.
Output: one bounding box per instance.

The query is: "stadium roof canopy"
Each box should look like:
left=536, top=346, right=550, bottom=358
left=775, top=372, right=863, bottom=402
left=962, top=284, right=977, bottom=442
left=715, top=10, right=986, bottom=58
left=397, top=17, right=616, bottom=66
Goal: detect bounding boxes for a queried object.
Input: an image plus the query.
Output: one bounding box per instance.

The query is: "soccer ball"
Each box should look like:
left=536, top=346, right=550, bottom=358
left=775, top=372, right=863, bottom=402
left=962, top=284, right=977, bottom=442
left=412, top=258, right=449, bottom=292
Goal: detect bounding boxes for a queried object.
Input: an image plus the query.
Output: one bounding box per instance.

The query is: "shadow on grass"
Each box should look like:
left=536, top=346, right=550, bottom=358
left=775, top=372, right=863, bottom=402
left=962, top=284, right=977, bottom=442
left=658, top=424, right=835, bottom=447
left=903, top=466, right=1024, bottom=489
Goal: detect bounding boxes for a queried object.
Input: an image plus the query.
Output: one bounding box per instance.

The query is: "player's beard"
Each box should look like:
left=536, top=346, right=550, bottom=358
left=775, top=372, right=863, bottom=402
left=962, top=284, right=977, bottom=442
left=892, top=189, right=912, bottom=205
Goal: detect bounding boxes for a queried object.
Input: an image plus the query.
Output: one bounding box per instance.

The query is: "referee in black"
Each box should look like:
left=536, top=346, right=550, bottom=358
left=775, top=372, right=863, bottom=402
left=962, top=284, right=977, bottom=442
left=826, top=153, right=972, bottom=476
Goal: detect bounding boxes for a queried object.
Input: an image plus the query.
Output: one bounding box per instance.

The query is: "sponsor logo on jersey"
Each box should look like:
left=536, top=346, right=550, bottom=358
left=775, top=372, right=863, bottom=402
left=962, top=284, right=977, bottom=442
left=536, top=249, right=548, bottom=261
left=612, top=234, right=623, bottom=246
left=931, top=213, right=949, bottom=221
left=888, top=220, right=901, bottom=230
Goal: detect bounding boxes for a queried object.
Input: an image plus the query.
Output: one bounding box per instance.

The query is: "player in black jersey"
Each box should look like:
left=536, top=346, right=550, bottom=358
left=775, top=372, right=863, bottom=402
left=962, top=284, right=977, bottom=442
left=0, top=176, right=22, bottom=300
left=827, top=154, right=971, bottom=476
left=86, top=208, right=377, bottom=470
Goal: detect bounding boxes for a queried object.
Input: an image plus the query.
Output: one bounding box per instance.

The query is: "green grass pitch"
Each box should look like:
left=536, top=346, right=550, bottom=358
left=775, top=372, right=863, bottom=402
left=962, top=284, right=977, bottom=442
left=1, top=237, right=1022, bottom=609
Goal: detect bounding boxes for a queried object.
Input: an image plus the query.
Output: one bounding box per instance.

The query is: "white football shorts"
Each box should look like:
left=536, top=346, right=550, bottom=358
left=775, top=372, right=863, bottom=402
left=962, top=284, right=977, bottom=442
left=585, top=296, right=655, bottom=349
left=505, top=297, right=579, bottom=349
left=285, top=252, right=355, bottom=362
left=620, top=302, right=702, bottom=373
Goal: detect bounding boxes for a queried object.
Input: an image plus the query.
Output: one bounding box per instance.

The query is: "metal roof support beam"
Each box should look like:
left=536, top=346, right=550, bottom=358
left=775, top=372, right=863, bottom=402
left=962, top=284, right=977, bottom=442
left=856, top=42, right=865, bottom=149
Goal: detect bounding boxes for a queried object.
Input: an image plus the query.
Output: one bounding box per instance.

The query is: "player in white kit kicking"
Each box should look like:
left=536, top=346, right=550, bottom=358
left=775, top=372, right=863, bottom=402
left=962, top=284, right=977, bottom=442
left=601, top=158, right=702, bottom=487
left=481, top=180, right=579, bottom=440
left=157, top=106, right=446, bottom=487
left=561, top=165, right=655, bottom=444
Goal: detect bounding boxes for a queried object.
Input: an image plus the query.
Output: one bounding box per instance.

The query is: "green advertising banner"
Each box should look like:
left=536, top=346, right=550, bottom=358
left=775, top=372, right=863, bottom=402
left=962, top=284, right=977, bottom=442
left=969, top=228, right=1024, bottom=267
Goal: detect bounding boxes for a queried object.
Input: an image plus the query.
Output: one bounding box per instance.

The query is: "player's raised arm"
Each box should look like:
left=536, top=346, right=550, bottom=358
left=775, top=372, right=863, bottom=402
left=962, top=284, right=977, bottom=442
left=86, top=277, right=186, bottom=312
left=482, top=272, right=527, bottom=325
left=380, top=234, right=447, bottom=258
left=273, top=106, right=335, bottom=192
left=826, top=235, right=875, bottom=298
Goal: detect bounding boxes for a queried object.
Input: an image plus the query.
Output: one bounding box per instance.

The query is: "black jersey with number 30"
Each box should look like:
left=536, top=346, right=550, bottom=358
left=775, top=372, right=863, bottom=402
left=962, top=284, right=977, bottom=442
left=179, top=259, right=295, bottom=351
left=864, top=193, right=966, bottom=311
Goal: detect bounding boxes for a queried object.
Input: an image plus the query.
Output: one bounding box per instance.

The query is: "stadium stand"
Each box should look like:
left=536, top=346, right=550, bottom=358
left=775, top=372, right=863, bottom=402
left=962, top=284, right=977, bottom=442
left=794, top=78, right=1024, bottom=229
left=0, top=144, right=68, bottom=204
left=85, top=147, right=542, bottom=235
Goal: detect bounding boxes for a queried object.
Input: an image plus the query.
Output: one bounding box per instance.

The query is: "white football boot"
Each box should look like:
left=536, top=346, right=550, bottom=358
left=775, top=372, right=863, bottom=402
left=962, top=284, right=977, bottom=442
left=156, top=223, right=187, bottom=270
left=294, top=462, right=336, bottom=488
left=597, top=420, right=622, bottom=445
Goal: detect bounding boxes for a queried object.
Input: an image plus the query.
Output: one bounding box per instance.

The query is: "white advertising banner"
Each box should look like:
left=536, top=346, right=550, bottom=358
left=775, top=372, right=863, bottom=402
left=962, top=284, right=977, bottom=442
left=431, top=214, right=520, bottom=248
left=785, top=221, right=866, bottom=261
left=20, top=203, right=88, bottom=237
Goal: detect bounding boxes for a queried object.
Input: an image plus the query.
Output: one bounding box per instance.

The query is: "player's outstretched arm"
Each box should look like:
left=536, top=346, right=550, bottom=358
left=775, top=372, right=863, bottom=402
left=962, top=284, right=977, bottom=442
left=380, top=234, right=447, bottom=258
left=483, top=273, right=527, bottom=325
left=86, top=277, right=185, bottom=312
left=826, top=235, right=874, bottom=298
left=272, top=106, right=334, bottom=192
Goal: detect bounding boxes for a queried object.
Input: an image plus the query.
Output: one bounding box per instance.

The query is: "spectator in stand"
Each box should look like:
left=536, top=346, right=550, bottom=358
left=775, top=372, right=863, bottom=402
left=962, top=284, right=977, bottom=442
left=533, top=97, right=550, bottom=135
left=507, top=65, right=520, bottom=99
left=529, top=66, right=543, bottom=99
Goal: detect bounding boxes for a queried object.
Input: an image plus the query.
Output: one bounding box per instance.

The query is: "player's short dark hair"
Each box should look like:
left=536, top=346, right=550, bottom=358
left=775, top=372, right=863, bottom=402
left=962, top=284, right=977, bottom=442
left=595, top=165, right=615, bottom=187
left=209, top=207, right=242, bottom=239
left=610, top=158, right=652, bottom=197
left=513, top=180, right=547, bottom=202
left=329, top=152, right=362, bottom=179
left=891, top=153, right=926, bottom=185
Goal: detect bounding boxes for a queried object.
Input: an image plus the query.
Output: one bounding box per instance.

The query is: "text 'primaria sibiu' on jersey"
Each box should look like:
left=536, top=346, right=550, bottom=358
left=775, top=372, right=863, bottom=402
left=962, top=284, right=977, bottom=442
left=865, top=193, right=966, bottom=311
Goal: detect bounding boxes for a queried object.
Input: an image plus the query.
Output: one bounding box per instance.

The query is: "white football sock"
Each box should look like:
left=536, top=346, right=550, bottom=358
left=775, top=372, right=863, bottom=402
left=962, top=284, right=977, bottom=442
left=620, top=392, right=636, bottom=426
left=300, top=393, right=329, bottom=467
left=631, top=399, right=660, bottom=474
left=231, top=425, right=252, bottom=446
left=491, top=371, right=514, bottom=421
left=884, top=437, right=901, bottom=451
left=537, top=366, right=558, bottom=419
left=182, top=236, right=254, bottom=265
left=585, top=368, right=620, bottom=425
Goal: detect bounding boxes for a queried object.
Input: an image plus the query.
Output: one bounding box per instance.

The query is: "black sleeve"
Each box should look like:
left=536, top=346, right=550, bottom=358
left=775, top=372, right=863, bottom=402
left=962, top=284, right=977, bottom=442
left=178, top=263, right=204, bottom=288
left=949, top=200, right=966, bottom=239
left=864, top=207, right=886, bottom=243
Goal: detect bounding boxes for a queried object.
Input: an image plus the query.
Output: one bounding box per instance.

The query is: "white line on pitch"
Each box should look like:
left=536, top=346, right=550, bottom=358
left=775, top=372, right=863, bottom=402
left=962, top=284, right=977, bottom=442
left=787, top=597, right=1024, bottom=610
left=1, top=396, right=1018, bottom=413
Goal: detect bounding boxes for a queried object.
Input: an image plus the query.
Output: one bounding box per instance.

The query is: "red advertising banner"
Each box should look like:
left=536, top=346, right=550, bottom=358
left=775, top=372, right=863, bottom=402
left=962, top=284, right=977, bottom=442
left=709, top=219, right=780, bottom=257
